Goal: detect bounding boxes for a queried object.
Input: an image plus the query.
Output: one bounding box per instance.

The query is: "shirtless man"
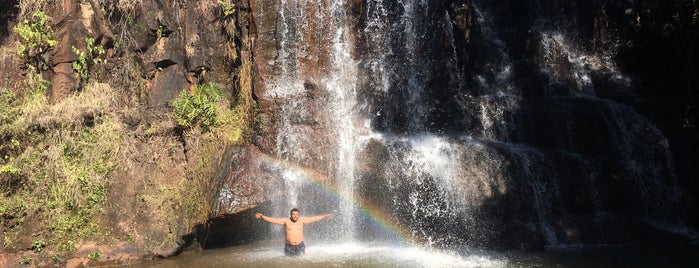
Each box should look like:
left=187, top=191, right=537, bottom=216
left=255, top=208, right=333, bottom=256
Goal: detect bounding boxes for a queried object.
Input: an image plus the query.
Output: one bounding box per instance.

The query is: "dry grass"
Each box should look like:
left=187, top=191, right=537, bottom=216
left=113, top=0, right=141, bottom=14
left=18, top=0, right=45, bottom=19
left=18, top=0, right=65, bottom=19
left=1, top=82, right=125, bottom=253
left=211, top=60, right=254, bottom=143
left=20, top=82, right=117, bottom=130
left=99, top=0, right=142, bottom=38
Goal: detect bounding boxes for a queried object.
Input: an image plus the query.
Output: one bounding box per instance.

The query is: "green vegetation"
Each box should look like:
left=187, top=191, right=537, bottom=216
left=0, top=87, right=20, bottom=135
left=87, top=251, right=102, bottom=260
left=218, top=0, right=237, bottom=61
left=218, top=0, right=236, bottom=18
left=163, top=62, right=255, bottom=225
left=0, top=0, right=257, bottom=263
left=32, top=240, right=45, bottom=252
left=171, top=83, right=223, bottom=131
left=170, top=68, right=254, bottom=143
left=19, top=257, right=33, bottom=265
left=71, top=37, right=107, bottom=88
left=230, top=60, right=255, bottom=142
left=156, top=25, right=165, bottom=39
left=13, top=10, right=58, bottom=72
left=0, top=83, right=123, bottom=256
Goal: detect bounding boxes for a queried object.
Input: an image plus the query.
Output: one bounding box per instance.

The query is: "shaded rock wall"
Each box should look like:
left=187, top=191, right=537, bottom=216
left=484, top=0, right=699, bottom=226
left=235, top=0, right=698, bottom=251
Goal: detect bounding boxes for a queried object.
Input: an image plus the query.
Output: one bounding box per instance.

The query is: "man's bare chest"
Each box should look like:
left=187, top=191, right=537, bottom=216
left=286, top=222, right=303, bottom=231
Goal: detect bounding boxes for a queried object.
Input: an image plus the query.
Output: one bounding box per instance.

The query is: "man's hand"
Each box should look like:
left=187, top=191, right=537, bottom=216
left=324, top=214, right=333, bottom=219
left=255, top=212, right=263, bottom=219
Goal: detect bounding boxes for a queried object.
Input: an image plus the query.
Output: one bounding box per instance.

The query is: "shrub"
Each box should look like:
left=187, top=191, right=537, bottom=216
left=87, top=252, right=102, bottom=260
left=13, top=10, right=58, bottom=72
left=170, top=83, right=223, bottom=131
left=218, top=0, right=236, bottom=19
left=71, top=37, right=107, bottom=88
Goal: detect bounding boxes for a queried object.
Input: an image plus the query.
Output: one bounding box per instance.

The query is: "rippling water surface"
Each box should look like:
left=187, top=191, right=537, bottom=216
left=128, top=240, right=698, bottom=268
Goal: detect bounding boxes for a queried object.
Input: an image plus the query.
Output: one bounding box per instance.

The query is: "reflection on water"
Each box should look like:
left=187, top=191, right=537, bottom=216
left=127, top=240, right=698, bottom=268
left=129, top=240, right=506, bottom=268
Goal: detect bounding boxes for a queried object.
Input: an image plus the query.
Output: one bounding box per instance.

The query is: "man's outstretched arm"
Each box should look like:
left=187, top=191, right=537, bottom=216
left=301, top=214, right=333, bottom=224
left=255, top=212, right=286, bottom=225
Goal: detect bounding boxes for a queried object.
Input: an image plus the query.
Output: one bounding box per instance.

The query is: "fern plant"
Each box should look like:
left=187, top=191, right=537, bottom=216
left=171, top=83, right=223, bottom=131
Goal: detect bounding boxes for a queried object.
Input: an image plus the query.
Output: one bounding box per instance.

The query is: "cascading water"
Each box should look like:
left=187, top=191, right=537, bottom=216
left=261, top=0, right=364, bottom=241
left=221, top=0, right=692, bottom=258
left=323, top=0, right=361, bottom=239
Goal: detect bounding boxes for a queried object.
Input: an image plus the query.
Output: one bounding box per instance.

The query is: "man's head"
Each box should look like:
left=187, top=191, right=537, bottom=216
left=290, top=208, right=299, bottom=222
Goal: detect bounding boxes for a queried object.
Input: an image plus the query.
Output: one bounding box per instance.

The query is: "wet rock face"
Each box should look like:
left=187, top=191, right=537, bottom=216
left=251, top=0, right=330, bottom=156
left=218, top=145, right=290, bottom=214
left=8, top=0, right=691, bottom=255
left=241, top=0, right=696, bottom=251
left=486, top=0, right=699, bottom=225
left=346, top=0, right=479, bottom=135
left=249, top=0, right=480, bottom=171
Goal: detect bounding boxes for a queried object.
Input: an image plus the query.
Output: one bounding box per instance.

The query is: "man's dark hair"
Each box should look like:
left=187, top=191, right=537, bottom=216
left=290, top=208, right=299, bottom=215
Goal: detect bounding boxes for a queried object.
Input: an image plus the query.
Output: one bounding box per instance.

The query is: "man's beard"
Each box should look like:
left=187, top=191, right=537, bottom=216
left=290, top=217, right=297, bottom=223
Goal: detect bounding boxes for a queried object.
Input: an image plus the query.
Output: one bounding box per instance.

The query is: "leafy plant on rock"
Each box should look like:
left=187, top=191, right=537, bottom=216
left=72, top=37, right=107, bottom=89
left=13, top=10, right=58, bottom=72
left=170, top=83, right=223, bottom=131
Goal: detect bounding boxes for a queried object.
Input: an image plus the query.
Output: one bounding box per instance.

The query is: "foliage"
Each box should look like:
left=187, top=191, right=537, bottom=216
left=87, top=251, right=102, bottom=260
left=170, top=74, right=254, bottom=144
left=32, top=240, right=45, bottom=252
left=218, top=0, right=236, bottom=19
left=71, top=38, right=107, bottom=88
left=226, top=60, right=255, bottom=143
left=217, top=0, right=237, bottom=61
left=13, top=10, right=58, bottom=72
left=0, top=83, right=123, bottom=254
left=2, top=3, right=256, bottom=260
left=31, top=76, right=51, bottom=96
left=170, top=83, right=223, bottom=131
left=0, top=87, right=20, bottom=134
left=0, top=164, right=21, bottom=175
left=156, top=25, right=165, bottom=39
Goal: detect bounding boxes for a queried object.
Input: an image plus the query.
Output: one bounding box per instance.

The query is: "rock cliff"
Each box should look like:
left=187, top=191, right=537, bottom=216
left=0, top=0, right=697, bottom=266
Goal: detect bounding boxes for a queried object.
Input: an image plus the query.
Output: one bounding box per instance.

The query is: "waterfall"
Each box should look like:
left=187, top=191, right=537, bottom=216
left=269, top=0, right=306, bottom=212
left=260, top=0, right=364, bottom=240
left=324, top=0, right=360, bottom=240
left=222, top=0, right=691, bottom=251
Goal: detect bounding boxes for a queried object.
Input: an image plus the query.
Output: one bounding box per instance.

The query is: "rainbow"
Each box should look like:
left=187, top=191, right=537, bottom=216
left=255, top=151, right=416, bottom=245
